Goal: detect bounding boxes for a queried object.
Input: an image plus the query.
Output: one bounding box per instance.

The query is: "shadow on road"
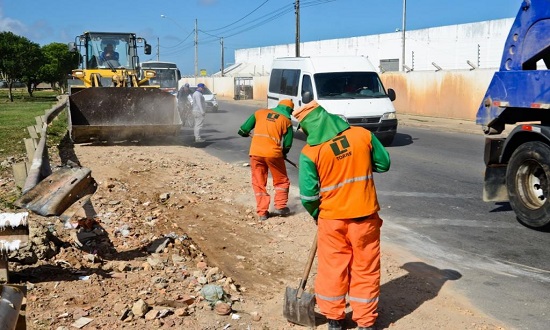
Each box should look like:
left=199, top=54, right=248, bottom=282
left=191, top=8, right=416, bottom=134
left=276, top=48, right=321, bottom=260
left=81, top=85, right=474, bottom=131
left=387, top=132, right=414, bottom=147
left=489, top=202, right=513, bottom=213
left=375, top=261, right=462, bottom=329
left=313, top=261, right=462, bottom=329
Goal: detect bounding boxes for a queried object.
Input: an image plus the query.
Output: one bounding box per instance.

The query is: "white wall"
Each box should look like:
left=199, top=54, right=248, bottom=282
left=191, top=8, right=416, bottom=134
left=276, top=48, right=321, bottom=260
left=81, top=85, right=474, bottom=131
left=194, top=18, right=517, bottom=121
left=235, top=18, right=514, bottom=72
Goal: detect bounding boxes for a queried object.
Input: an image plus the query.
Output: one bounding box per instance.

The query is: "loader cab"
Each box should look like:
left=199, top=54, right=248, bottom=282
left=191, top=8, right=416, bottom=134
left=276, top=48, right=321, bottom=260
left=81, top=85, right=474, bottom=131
left=70, top=32, right=151, bottom=71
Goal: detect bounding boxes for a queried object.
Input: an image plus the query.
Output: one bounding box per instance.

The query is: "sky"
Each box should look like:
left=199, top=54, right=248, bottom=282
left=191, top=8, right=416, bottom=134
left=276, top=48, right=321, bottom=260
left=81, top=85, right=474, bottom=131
left=0, top=0, right=521, bottom=76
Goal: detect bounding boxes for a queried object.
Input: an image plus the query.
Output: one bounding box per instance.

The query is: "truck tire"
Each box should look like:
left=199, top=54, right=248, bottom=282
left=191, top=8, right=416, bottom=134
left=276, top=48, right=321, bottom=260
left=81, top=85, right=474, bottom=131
left=506, top=141, right=550, bottom=229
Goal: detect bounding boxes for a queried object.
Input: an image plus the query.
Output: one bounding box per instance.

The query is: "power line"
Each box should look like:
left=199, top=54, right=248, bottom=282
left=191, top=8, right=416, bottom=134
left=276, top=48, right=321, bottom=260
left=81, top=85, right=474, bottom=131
left=203, top=0, right=271, bottom=33
left=215, top=0, right=336, bottom=39
left=159, top=1, right=338, bottom=68
left=159, top=29, right=195, bottom=49
left=222, top=5, right=294, bottom=39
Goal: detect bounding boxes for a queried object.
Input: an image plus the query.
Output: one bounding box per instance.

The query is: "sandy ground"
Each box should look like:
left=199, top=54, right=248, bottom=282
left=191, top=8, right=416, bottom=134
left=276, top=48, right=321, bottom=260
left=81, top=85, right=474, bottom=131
left=1, top=124, right=509, bottom=329
left=0, top=101, right=511, bottom=329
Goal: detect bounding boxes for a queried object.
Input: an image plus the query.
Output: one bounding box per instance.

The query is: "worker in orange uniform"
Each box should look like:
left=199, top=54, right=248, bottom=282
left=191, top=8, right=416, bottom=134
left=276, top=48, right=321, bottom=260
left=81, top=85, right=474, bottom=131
left=238, top=99, right=295, bottom=221
left=292, top=100, right=390, bottom=330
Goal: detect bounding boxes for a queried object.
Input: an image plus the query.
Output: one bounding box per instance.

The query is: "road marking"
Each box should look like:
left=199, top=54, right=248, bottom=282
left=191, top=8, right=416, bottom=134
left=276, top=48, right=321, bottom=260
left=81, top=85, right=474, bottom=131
left=382, top=220, right=550, bottom=282
left=386, top=216, right=517, bottom=228
left=377, top=191, right=476, bottom=199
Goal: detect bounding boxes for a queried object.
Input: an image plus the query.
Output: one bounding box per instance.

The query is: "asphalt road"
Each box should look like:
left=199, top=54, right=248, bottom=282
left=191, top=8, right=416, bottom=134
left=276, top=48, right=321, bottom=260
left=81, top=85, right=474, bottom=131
left=194, top=99, right=550, bottom=330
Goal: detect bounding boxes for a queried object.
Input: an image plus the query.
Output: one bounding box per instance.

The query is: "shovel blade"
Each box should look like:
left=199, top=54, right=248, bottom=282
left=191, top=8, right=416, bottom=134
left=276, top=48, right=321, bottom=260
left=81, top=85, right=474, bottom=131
left=283, top=286, right=316, bottom=327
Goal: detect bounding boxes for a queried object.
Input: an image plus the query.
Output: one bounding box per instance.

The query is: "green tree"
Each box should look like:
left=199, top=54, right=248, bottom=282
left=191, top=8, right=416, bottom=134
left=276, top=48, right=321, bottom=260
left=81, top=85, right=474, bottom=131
left=39, top=42, right=80, bottom=94
left=21, top=42, right=45, bottom=97
left=0, top=31, right=43, bottom=101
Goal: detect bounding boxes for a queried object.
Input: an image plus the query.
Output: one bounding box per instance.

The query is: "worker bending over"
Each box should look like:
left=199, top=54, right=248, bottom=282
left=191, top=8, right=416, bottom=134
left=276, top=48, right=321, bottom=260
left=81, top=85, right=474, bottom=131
left=238, top=99, right=295, bottom=221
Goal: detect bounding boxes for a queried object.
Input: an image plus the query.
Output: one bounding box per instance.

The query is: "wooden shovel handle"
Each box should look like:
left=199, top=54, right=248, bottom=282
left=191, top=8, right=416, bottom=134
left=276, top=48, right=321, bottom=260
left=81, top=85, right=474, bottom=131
left=297, top=232, right=318, bottom=298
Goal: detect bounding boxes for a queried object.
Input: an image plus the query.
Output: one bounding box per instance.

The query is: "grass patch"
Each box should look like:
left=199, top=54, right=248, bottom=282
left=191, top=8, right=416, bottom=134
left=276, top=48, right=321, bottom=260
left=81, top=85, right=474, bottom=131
left=0, top=89, right=66, bottom=159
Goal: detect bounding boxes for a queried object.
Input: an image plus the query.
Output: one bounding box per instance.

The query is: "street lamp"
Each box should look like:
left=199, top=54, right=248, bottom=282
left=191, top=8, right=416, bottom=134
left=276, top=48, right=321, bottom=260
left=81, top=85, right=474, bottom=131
left=161, top=14, right=198, bottom=77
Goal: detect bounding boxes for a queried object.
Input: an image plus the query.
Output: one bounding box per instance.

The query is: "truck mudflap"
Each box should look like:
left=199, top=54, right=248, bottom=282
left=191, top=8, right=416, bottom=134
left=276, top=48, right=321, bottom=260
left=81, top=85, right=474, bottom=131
left=68, top=87, right=181, bottom=143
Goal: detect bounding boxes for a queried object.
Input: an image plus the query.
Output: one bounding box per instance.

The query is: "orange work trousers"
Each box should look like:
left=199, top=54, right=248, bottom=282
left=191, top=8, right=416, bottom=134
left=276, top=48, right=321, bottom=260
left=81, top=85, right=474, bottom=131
left=249, top=155, right=290, bottom=216
left=315, top=213, right=383, bottom=327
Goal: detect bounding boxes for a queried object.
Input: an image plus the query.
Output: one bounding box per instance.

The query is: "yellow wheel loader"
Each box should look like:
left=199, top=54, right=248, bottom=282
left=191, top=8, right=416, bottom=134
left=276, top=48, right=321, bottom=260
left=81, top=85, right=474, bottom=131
left=67, top=31, right=181, bottom=143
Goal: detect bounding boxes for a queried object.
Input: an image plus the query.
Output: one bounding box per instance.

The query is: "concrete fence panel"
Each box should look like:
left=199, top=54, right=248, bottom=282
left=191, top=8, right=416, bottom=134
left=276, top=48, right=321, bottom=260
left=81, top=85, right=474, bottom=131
left=184, top=69, right=496, bottom=122
left=380, top=69, right=495, bottom=120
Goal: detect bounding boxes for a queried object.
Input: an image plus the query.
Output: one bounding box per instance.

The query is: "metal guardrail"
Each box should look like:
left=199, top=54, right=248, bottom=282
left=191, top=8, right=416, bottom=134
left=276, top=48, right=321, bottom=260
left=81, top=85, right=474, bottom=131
left=3, top=95, right=67, bottom=330
left=21, top=96, right=67, bottom=193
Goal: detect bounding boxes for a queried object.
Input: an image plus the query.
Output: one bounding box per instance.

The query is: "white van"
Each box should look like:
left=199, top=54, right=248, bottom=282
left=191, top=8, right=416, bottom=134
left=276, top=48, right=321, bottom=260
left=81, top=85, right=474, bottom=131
left=267, top=56, right=398, bottom=145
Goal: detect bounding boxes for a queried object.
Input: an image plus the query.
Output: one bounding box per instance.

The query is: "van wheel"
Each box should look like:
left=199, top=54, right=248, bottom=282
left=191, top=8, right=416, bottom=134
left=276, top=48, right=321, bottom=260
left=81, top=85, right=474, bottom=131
left=506, top=141, right=550, bottom=229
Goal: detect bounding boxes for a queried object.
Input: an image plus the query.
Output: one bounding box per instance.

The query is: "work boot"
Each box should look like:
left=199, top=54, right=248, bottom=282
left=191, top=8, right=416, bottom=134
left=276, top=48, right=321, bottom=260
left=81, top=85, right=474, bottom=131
left=195, top=137, right=206, bottom=143
left=357, top=327, right=375, bottom=330
left=272, top=207, right=290, bottom=217
left=258, top=212, right=269, bottom=221
left=327, top=319, right=343, bottom=330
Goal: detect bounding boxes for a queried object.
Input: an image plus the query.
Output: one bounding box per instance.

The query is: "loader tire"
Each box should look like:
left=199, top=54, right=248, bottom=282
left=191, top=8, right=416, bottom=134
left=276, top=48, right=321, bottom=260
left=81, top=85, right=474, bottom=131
left=506, top=141, right=550, bottom=229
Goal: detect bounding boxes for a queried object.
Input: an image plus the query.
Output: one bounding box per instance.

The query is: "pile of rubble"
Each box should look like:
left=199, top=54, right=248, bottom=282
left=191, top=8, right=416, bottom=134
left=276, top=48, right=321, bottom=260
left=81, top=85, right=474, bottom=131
left=5, top=149, right=267, bottom=329
left=13, top=207, right=263, bottom=329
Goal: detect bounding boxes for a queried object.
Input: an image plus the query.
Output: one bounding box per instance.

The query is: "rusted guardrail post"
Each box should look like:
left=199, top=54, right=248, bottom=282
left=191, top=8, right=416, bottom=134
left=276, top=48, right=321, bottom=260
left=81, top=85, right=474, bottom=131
left=0, top=285, right=25, bottom=330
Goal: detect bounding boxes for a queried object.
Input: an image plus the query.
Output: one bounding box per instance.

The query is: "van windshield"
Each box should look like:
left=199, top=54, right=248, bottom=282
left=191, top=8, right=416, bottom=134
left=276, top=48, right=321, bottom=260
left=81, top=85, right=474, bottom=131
left=314, top=72, right=388, bottom=100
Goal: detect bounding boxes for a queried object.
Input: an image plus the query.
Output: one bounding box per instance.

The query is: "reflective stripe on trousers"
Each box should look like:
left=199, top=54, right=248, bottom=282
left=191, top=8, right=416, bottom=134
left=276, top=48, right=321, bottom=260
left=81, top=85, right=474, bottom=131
left=315, top=213, right=382, bottom=327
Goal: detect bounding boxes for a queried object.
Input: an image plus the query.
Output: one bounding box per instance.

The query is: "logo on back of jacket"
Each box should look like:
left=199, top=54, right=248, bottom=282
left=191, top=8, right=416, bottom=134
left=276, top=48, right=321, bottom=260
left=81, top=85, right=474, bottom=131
left=330, top=136, right=352, bottom=160
left=267, top=112, right=280, bottom=122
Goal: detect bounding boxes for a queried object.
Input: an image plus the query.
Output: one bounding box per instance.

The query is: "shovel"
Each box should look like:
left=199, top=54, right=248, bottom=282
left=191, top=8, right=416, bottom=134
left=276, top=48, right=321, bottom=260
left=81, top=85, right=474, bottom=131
left=283, top=232, right=317, bottom=327
left=284, top=157, right=298, bottom=169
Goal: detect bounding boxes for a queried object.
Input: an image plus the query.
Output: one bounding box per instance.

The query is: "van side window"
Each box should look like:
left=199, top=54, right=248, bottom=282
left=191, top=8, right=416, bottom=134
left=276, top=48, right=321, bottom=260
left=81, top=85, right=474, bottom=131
left=269, top=68, right=300, bottom=96
left=302, top=75, right=313, bottom=97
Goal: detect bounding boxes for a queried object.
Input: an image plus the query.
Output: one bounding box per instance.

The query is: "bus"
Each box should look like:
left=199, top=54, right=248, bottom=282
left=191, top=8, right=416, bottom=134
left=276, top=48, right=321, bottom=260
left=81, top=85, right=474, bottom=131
left=141, top=61, right=182, bottom=95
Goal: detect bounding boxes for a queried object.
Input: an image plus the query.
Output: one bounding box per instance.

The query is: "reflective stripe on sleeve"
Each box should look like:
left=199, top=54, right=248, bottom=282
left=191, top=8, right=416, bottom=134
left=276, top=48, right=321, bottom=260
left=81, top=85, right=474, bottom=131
left=300, top=194, right=319, bottom=201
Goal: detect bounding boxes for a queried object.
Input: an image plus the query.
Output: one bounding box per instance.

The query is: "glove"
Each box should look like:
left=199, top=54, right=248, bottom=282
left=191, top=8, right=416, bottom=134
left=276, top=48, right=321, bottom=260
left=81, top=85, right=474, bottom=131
left=283, top=147, right=290, bottom=156
left=238, top=129, right=249, bottom=137
left=312, top=209, right=319, bottom=225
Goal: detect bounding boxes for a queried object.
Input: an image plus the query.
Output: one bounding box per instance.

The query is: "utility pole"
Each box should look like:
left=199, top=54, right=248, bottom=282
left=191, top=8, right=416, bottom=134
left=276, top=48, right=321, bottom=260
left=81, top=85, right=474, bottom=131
left=220, top=37, right=225, bottom=77
left=194, top=18, right=198, bottom=78
left=295, top=0, right=300, bottom=57
left=401, top=0, right=407, bottom=71
left=157, top=37, right=160, bottom=61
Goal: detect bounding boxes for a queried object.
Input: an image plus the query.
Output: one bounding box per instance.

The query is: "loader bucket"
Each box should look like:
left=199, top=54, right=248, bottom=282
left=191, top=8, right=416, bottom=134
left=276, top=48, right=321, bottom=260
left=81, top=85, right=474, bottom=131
left=68, top=87, right=181, bottom=143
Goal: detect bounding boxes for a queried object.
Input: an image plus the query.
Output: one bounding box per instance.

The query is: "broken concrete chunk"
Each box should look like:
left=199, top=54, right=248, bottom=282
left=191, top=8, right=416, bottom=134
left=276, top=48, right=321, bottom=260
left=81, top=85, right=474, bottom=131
left=214, top=302, right=232, bottom=315
left=70, top=317, right=93, bottom=328
left=147, top=237, right=171, bottom=253
left=144, top=309, right=159, bottom=320
left=132, top=299, right=149, bottom=318
left=159, top=192, right=170, bottom=202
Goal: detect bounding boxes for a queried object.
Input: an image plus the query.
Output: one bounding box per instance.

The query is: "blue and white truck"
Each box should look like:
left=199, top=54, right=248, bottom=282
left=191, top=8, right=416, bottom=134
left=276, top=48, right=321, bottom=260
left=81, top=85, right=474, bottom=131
left=477, top=0, right=550, bottom=229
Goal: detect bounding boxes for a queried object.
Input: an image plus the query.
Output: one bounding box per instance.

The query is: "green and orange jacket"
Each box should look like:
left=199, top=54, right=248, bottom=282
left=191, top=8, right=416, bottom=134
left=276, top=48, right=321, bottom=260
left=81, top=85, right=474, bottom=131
left=298, top=105, right=390, bottom=219
left=238, top=103, right=294, bottom=158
